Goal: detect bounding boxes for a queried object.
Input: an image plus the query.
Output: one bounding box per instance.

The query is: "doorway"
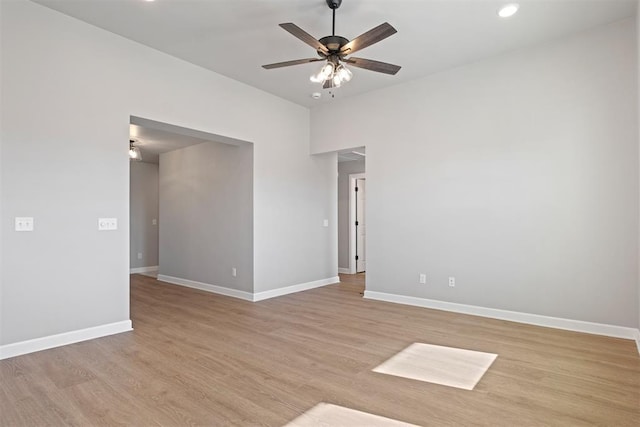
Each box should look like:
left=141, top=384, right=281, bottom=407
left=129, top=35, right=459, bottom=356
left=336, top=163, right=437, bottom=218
left=349, top=173, right=366, bottom=274
left=337, top=148, right=365, bottom=276
left=129, top=119, right=211, bottom=278
left=127, top=116, right=254, bottom=296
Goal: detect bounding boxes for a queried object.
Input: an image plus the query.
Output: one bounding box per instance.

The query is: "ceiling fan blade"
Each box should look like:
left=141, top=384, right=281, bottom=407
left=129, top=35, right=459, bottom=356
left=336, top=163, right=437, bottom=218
left=339, top=22, right=397, bottom=55
left=262, top=58, right=324, bottom=69
left=344, top=57, right=401, bottom=75
left=280, top=23, right=329, bottom=55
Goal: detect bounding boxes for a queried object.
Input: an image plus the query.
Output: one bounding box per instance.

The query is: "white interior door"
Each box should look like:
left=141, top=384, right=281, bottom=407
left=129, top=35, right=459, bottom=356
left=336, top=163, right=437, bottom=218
left=356, top=178, right=366, bottom=272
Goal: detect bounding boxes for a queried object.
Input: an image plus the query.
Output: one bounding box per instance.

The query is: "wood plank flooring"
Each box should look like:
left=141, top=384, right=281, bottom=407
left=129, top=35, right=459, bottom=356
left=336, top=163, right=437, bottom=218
left=1, top=273, right=639, bottom=426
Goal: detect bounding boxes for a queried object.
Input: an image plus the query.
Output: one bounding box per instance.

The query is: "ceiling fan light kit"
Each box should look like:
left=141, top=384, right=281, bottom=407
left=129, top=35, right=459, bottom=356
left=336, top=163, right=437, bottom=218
left=262, top=0, right=401, bottom=90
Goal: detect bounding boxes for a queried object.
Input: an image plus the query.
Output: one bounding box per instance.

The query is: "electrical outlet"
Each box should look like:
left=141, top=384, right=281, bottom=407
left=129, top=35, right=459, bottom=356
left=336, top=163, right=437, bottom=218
left=448, top=277, right=455, bottom=287
left=419, top=273, right=427, bottom=284
left=98, top=218, right=118, bottom=231
left=232, top=267, right=237, bottom=277
left=137, top=252, right=143, bottom=260
left=15, top=217, right=34, bottom=232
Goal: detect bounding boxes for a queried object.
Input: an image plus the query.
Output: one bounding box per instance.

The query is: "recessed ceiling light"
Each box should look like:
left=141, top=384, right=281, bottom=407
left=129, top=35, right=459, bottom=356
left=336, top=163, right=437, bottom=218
left=498, top=3, right=519, bottom=18
left=311, top=92, right=322, bottom=100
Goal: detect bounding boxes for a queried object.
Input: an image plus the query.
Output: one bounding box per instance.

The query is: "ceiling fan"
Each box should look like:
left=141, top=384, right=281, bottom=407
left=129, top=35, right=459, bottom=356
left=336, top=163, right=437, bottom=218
left=262, top=0, right=401, bottom=89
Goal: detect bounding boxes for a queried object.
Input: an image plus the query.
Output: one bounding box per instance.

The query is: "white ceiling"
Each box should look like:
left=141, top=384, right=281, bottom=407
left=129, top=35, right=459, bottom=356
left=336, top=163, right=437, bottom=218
left=34, top=0, right=636, bottom=108
left=338, top=147, right=366, bottom=162
left=130, top=124, right=210, bottom=164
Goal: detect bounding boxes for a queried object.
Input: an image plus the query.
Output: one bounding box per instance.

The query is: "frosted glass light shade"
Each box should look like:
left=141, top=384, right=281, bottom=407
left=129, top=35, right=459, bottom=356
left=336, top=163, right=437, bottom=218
left=129, top=144, right=142, bottom=161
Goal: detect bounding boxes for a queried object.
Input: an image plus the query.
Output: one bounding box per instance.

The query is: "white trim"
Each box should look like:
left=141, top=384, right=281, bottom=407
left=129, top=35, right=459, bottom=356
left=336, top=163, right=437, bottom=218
left=0, top=320, right=132, bottom=360
left=349, top=173, right=365, bottom=275
left=157, top=274, right=340, bottom=303
left=634, top=329, right=640, bottom=355
left=364, top=291, right=639, bottom=341
left=129, top=265, right=158, bottom=274
left=157, top=274, right=254, bottom=301
left=253, top=276, right=340, bottom=302
left=338, top=268, right=351, bottom=274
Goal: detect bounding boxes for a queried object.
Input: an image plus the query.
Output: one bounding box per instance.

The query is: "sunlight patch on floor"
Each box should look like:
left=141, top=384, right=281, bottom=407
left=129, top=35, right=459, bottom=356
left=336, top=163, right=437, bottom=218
left=284, top=403, right=418, bottom=427
left=373, top=343, right=497, bottom=390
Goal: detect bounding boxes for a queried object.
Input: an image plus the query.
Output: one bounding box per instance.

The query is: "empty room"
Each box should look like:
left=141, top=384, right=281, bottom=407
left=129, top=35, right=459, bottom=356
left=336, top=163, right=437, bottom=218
left=1, top=0, right=639, bottom=426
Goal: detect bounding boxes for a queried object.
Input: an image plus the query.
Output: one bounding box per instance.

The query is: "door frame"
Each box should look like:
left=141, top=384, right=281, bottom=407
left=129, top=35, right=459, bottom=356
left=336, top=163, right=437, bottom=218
left=348, top=173, right=366, bottom=274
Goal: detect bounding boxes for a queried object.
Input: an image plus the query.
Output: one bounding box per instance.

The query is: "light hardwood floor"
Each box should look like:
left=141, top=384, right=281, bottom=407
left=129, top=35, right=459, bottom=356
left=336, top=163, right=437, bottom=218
left=1, top=273, right=639, bottom=426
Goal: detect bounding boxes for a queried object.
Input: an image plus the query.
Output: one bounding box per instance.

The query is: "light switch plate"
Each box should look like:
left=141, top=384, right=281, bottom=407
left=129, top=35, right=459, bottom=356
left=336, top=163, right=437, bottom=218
left=323, top=219, right=329, bottom=227
left=15, top=217, right=34, bottom=232
left=98, top=218, right=118, bottom=231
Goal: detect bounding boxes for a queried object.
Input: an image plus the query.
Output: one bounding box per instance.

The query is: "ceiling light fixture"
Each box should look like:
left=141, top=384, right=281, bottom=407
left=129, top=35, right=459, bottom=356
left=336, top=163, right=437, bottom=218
left=129, top=139, right=142, bottom=161
left=310, top=61, right=352, bottom=88
left=498, top=3, right=519, bottom=18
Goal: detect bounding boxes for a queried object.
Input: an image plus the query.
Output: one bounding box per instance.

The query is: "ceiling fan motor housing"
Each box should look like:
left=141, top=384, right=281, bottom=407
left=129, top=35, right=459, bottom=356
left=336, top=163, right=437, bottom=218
left=326, top=0, right=342, bottom=9
left=318, top=35, right=349, bottom=54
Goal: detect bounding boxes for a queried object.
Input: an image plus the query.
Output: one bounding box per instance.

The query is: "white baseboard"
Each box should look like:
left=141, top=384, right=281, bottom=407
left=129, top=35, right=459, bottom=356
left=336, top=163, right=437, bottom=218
left=635, top=329, right=640, bottom=355
left=338, top=268, right=351, bottom=274
left=157, top=274, right=254, bottom=301
left=253, top=276, right=340, bottom=302
left=157, top=274, right=339, bottom=303
left=0, top=320, right=133, bottom=360
left=364, top=291, right=639, bottom=344
left=130, top=265, right=158, bottom=274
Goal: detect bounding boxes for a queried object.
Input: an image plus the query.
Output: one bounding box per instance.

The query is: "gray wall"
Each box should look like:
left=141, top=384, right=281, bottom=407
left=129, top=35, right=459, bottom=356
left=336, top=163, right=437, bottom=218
left=312, top=19, right=639, bottom=327
left=338, top=160, right=365, bottom=270
left=0, top=1, right=3, bottom=334
left=159, top=142, right=253, bottom=292
left=0, top=0, right=336, bottom=346
left=130, top=161, right=159, bottom=269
